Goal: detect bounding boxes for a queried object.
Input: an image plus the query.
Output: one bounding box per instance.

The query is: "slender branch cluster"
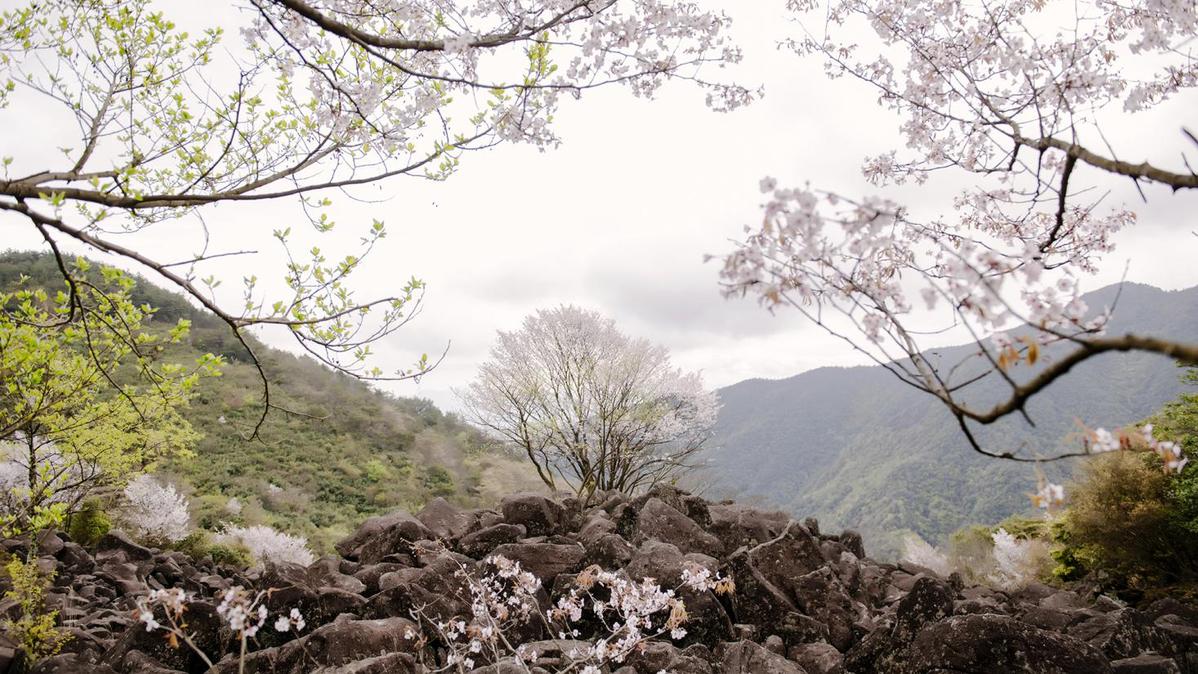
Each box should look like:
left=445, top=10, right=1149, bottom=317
left=0, top=0, right=748, bottom=435
left=410, top=554, right=733, bottom=672
left=722, top=0, right=1198, bottom=460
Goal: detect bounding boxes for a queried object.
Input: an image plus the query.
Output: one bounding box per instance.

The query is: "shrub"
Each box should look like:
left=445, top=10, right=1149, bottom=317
left=947, top=524, right=998, bottom=584
left=422, top=466, right=455, bottom=498
left=121, top=475, right=191, bottom=545
left=988, top=528, right=1053, bottom=590
left=67, top=498, right=111, bottom=547
left=1057, top=451, right=1198, bottom=585
left=215, top=525, right=314, bottom=567
left=900, top=532, right=952, bottom=576
left=2, top=555, right=70, bottom=664
left=171, top=532, right=253, bottom=569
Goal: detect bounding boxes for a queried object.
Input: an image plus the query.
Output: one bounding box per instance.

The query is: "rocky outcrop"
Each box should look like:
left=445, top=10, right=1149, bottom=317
left=3, top=487, right=1197, bottom=674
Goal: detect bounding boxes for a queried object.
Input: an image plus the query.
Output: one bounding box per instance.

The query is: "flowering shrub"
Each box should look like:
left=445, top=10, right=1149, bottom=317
left=215, top=525, right=314, bottom=567
left=122, top=475, right=191, bottom=544
left=988, top=529, right=1052, bottom=591
left=904, top=525, right=1052, bottom=589
left=900, top=533, right=953, bottom=577
left=411, top=555, right=734, bottom=672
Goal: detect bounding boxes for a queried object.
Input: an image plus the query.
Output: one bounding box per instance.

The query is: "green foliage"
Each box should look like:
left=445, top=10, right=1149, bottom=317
left=1055, top=447, right=1198, bottom=587
left=0, top=256, right=216, bottom=536
left=170, top=531, right=252, bottom=569
left=946, top=524, right=996, bottom=583
left=2, top=555, right=70, bottom=664
left=66, top=498, right=111, bottom=547
left=993, top=514, right=1051, bottom=540
left=422, top=466, right=456, bottom=498
left=1, top=251, right=544, bottom=552
left=1049, top=373, right=1198, bottom=587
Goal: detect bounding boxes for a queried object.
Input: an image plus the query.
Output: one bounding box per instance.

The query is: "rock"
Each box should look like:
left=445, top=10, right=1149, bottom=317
left=9, top=486, right=1198, bottom=674
left=715, top=640, right=806, bottom=673
left=791, top=566, right=857, bottom=651
left=353, top=562, right=407, bottom=595
left=210, top=617, right=422, bottom=674
left=894, top=575, right=955, bottom=637
left=1070, top=608, right=1174, bottom=660
left=838, top=530, right=865, bottom=560
left=788, top=642, right=844, bottom=674
left=1110, top=653, right=1182, bottom=674
left=888, top=613, right=1114, bottom=673
left=623, top=641, right=715, bottom=673
left=707, top=504, right=791, bottom=552
left=416, top=497, right=481, bottom=540
left=634, top=498, right=724, bottom=557
left=458, top=523, right=526, bottom=558
left=501, top=493, right=567, bottom=537
left=726, top=522, right=826, bottom=628
left=335, top=510, right=430, bottom=561
left=577, top=514, right=617, bottom=544
left=307, top=556, right=368, bottom=594
left=29, top=653, right=119, bottom=674
left=95, top=531, right=153, bottom=564
left=102, top=600, right=227, bottom=673
left=583, top=532, right=635, bottom=568
left=490, top=542, right=585, bottom=583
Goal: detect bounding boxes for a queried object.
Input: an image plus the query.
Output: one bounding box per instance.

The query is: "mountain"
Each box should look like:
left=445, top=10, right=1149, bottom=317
left=700, top=282, right=1198, bottom=558
left=0, top=251, right=544, bottom=551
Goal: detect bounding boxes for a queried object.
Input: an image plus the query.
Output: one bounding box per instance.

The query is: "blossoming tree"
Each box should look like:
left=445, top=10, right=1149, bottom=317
left=459, top=305, right=719, bottom=497
left=0, top=0, right=750, bottom=434
left=721, top=0, right=1198, bottom=465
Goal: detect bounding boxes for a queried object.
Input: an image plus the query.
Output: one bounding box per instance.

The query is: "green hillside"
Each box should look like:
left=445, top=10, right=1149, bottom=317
left=701, top=282, right=1198, bottom=558
left=0, top=251, right=543, bottom=551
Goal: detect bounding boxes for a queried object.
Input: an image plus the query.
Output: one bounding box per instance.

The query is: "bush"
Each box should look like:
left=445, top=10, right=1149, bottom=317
left=988, top=528, right=1053, bottom=590
left=900, top=532, right=952, bottom=576
left=422, top=466, right=456, bottom=498
left=67, top=499, right=111, bottom=547
left=121, top=475, right=191, bottom=545
left=2, top=555, right=70, bottom=664
left=947, top=524, right=998, bottom=584
left=171, top=532, right=252, bottom=569
left=1056, top=451, right=1198, bottom=586
left=214, top=525, right=314, bottom=567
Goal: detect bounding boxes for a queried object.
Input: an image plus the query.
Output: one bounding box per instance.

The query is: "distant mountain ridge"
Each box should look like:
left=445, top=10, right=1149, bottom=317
left=700, top=282, right=1198, bottom=557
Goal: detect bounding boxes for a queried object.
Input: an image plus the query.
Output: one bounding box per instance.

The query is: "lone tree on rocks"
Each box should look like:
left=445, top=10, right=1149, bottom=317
left=459, top=305, right=719, bottom=498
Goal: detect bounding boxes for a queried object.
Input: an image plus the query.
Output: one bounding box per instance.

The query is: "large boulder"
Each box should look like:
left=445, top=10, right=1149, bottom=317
left=458, top=523, right=526, bottom=558
left=210, top=617, right=422, bottom=674
left=887, top=613, right=1114, bottom=673
left=489, top=543, right=585, bottom=583
left=336, top=511, right=432, bottom=563
left=707, top=504, right=792, bottom=552
left=500, top=493, right=567, bottom=537
left=416, top=498, right=483, bottom=541
left=634, top=498, right=724, bottom=558
left=715, top=640, right=806, bottom=673
left=1069, top=608, right=1175, bottom=660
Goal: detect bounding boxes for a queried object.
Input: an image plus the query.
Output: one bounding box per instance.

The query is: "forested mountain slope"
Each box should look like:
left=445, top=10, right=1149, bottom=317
left=702, top=282, right=1198, bottom=557
left=0, top=251, right=543, bottom=551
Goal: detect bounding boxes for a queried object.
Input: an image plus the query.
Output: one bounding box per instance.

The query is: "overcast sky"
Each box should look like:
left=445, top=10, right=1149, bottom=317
left=3, top=0, right=1197, bottom=413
